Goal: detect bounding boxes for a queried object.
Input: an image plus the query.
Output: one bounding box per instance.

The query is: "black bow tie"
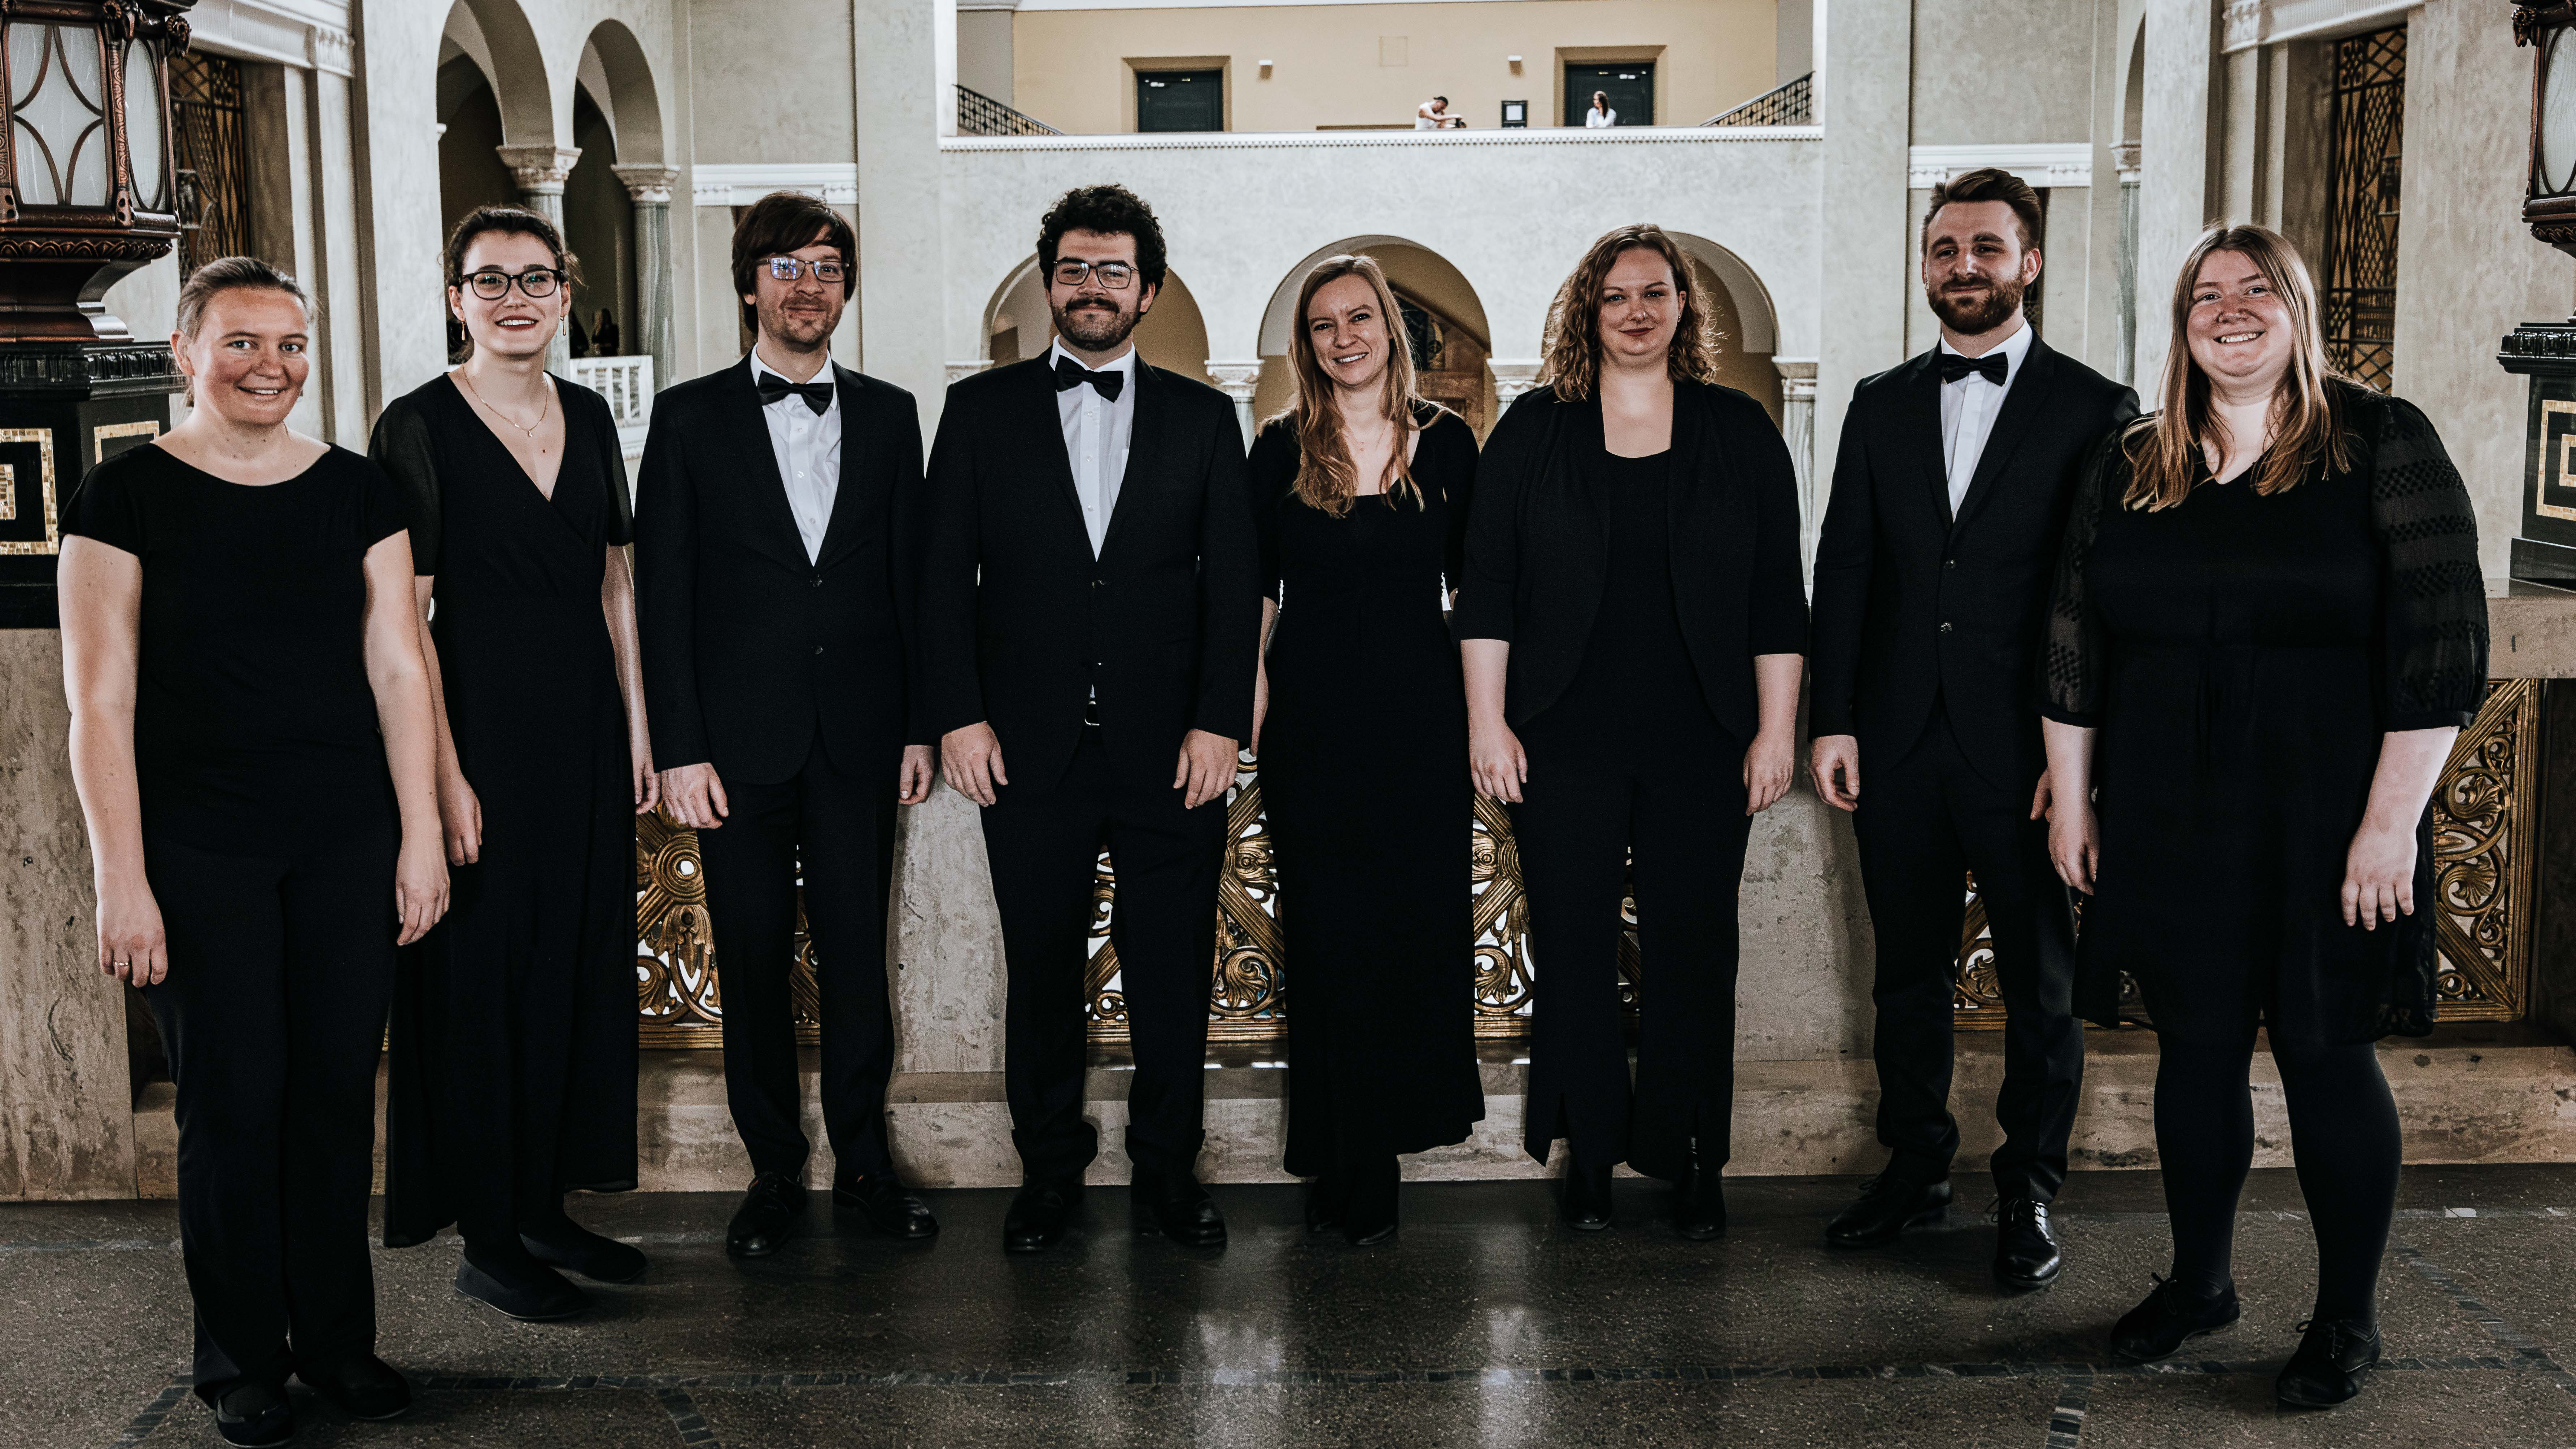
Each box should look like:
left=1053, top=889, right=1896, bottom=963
left=1054, top=355, right=1125, bottom=402
left=756, top=374, right=833, bottom=414
left=1938, top=351, right=2009, bottom=387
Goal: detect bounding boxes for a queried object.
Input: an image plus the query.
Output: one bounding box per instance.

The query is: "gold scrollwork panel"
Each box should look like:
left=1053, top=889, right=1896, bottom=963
left=634, top=808, right=821, bottom=1048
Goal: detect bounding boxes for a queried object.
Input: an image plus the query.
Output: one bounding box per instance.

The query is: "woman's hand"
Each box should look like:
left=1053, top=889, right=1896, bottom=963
left=395, top=828, right=450, bottom=946
left=631, top=732, right=660, bottom=816
left=1470, top=716, right=1528, bottom=804
left=2047, top=796, right=2099, bottom=894
left=1250, top=662, right=1269, bottom=758
left=438, top=764, right=483, bottom=865
left=2342, top=819, right=2418, bottom=930
left=898, top=745, right=934, bottom=806
left=97, top=872, right=168, bottom=986
left=1744, top=729, right=1795, bottom=814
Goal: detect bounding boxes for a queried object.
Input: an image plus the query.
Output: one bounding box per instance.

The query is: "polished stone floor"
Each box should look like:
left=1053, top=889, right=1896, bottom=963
left=11, top=1167, right=2576, bottom=1448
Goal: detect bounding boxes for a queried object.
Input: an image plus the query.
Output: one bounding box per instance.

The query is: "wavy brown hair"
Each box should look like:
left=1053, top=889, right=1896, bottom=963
left=1272, top=254, right=1429, bottom=515
left=1537, top=224, right=1723, bottom=402
left=2121, top=224, right=2356, bottom=510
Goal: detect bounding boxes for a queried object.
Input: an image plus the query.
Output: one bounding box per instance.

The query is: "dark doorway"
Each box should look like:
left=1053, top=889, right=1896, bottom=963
left=1137, top=70, right=1222, bottom=132
left=1565, top=62, right=1653, bottom=127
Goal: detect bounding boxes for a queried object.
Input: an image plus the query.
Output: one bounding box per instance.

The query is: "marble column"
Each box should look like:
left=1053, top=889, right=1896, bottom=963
left=1204, top=360, right=1261, bottom=445
left=611, top=164, right=681, bottom=389
left=2116, top=141, right=2141, bottom=389
left=495, top=144, right=582, bottom=374
left=1489, top=359, right=1542, bottom=405
left=1773, top=358, right=1819, bottom=570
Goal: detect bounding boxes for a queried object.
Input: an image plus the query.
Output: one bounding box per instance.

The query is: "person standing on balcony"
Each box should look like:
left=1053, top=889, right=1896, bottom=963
left=635, top=192, right=940, bottom=1261
left=1248, top=255, right=1484, bottom=1245
left=1583, top=90, right=1617, bottom=127
left=2044, top=226, right=2484, bottom=1410
left=60, top=257, right=445, bottom=1444
left=371, top=208, right=657, bottom=1322
left=922, top=184, right=1260, bottom=1254
left=1806, top=167, right=2137, bottom=1288
left=1458, top=224, right=1806, bottom=1237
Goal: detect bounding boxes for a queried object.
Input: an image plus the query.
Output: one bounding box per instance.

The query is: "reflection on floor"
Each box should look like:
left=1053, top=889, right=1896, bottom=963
left=12, top=1168, right=2576, bottom=1447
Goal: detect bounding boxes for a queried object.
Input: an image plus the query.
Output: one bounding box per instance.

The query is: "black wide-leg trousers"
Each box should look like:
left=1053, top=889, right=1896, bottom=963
left=1851, top=708, right=2084, bottom=1201
left=141, top=819, right=396, bottom=1401
left=981, top=726, right=1226, bottom=1184
left=699, top=736, right=901, bottom=1183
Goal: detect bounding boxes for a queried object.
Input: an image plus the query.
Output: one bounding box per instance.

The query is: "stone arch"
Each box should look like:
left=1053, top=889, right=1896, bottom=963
left=978, top=254, right=1211, bottom=377
left=1252, top=236, right=1498, bottom=432
left=1667, top=232, right=1783, bottom=423
left=442, top=0, right=554, bottom=148
left=580, top=19, right=666, bottom=165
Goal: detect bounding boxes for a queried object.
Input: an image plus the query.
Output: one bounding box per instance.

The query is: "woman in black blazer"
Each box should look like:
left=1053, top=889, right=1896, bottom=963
left=1458, top=224, right=1806, bottom=1236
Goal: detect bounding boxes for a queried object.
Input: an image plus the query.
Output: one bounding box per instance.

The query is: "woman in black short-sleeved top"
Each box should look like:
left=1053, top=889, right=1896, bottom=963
left=58, top=258, right=444, bottom=1447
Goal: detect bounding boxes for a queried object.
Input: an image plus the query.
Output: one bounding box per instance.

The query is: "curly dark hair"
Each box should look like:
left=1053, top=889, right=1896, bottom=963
left=1036, top=184, right=1167, bottom=292
left=731, top=190, right=857, bottom=333
left=442, top=205, right=578, bottom=362
left=1536, top=223, right=1724, bottom=402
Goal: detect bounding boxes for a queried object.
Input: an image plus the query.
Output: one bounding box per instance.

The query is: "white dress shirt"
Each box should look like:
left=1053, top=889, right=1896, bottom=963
left=1937, top=318, right=2033, bottom=517
left=752, top=346, right=842, bottom=564
left=1049, top=338, right=1138, bottom=559
left=1585, top=106, right=1617, bottom=128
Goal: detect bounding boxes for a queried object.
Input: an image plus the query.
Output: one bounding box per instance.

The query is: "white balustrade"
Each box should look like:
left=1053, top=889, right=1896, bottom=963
left=569, top=354, right=655, bottom=461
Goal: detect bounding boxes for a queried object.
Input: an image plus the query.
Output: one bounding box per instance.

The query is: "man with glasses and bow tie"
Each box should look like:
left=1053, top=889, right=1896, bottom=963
left=1807, top=167, right=2138, bottom=1288
left=635, top=191, right=939, bottom=1261
left=921, top=184, right=1258, bottom=1254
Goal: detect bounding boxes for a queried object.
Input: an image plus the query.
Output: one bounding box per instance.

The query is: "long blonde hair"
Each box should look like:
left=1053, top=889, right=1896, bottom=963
left=1272, top=254, right=1427, bottom=516
left=2121, top=224, right=2355, bottom=510
left=1536, top=224, right=1724, bottom=403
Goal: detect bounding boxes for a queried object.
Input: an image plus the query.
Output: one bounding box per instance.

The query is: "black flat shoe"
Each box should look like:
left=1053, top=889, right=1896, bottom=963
left=456, top=1251, right=591, bottom=1321
left=1992, top=1197, right=2062, bottom=1289
left=2107, top=1275, right=2241, bottom=1364
left=1304, top=1172, right=1349, bottom=1235
left=294, top=1354, right=411, bottom=1421
left=1340, top=1157, right=1398, bottom=1247
left=1003, top=1177, right=1081, bottom=1254
left=725, top=1171, right=808, bottom=1258
left=1561, top=1162, right=1614, bottom=1232
left=521, top=1214, right=649, bottom=1284
left=2276, top=1317, right=2381, bottom=1409
left=211, top=1381, right=294, bottom=1447
left=1675, top=1161, right=1726, bottom=1241
left=1132, top=1169, right=1228, bottom=1249
left=1825, top=1169, right=1951, bottom=1248
left=834, top=1172, right=940, bottom=1240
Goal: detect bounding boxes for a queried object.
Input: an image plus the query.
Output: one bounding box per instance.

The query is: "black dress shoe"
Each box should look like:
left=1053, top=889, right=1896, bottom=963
left=1824, top=1169, right=1951, bottom=1248
left=1003, top=1178, right=1082, bottom=1254
left=455, top=1249, right=591, bottom=1321
left=1133, top=1169, right=1228, bottom=1248
left=294, top=1354, right=411, bottom=1421
left=1675, top=1162, right=1726, bottom=1241
left=2107, top=1275, right=2242, bottom=1364
left=1304, top=1172, right=1349, bottom=1235
left=1340, top=1156, right=1399, bottom=1247
left=2276, top=1317, right=2381, bottom=1409
left=1992, top=1197, right=2062, bottom=1288
left=725, top=1172, right=808, bottom=1258
left=834, top=1172, right=940, bottom=1240
left=211, top=1381, right=294, bottom=1447
left=1561, top=1162, right=1614, bottom=1231
left=521, top=1213, right=649, bottom=1284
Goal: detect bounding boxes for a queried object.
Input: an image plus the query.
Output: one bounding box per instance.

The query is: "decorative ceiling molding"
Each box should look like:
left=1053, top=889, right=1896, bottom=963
left=1907, top=143, right=2092, bottom=190
left=2222, top=0, right=2417, bottom=54
left=690, top=163, right=861, bottom=208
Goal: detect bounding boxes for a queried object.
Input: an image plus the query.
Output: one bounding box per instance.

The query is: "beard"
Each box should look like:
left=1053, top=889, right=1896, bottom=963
left=1055, top=297, right=1141, bottom=352
left=760, top=294, right=841, bottom=350
left=1927, top=273, right=2027, bottom=335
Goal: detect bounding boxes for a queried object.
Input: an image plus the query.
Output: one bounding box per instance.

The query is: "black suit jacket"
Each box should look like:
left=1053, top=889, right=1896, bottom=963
left=1807, top=334, right=2138, bottom=791
left=918, top=354, right=1259, bottom=792
left=1454, top=380, right=1808, bottom=739
left=634, top=355, right=927, bottom=786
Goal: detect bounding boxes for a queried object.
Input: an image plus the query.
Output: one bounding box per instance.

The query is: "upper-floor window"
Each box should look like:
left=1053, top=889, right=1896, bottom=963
left=1138, top=69, right=1222, bottom=132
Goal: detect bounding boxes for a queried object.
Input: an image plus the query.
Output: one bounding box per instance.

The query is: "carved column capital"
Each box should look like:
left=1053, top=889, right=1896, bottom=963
left=306, top=25, right=354, bottom=75
left=496, top=145, right=582, bottom=196
left=1202, top=359, right=1262, bottom=400
left=2114, top=141, right=2141, bottom=185
left=1772, top=356, right=1817, bottom=404
left=1489, top=359, right=1543, bottom=403
left=611, top=164, right=683, bottom=206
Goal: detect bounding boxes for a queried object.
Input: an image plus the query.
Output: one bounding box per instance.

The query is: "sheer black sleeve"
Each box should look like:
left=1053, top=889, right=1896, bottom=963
left=2367, top=393, right=2487, bottom=730
left=595, top=392, right=635, bottom=548
left=367, top=394, right=442, bottom=576
left=1245, top=416, right=1297, bottom=603
left=2039, top=432, right=2125, bottom=727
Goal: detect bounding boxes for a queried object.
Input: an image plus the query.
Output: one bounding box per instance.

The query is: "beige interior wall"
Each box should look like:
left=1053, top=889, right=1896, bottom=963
left=1907, top=0, right=2096, bottom=145
left=959, top=7, right=1015, bottom=102
left=1010, top=0, right=1776, bottom=135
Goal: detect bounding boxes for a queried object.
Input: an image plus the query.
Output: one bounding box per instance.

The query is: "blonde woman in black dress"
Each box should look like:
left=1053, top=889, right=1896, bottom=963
left=2042, top=225, right=2485, bottom=1408
left=1249, top=255, right=1483, bottom=1244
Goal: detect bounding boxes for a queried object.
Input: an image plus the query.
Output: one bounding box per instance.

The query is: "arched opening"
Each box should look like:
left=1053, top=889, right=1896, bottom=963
left=1253, top=236, right=1495, bottom=435
left=980, top=256, right=1211, bottom=380
left=1668, top=233, right=1782, bottom=426
left=561, top=73, right=633, bottom=357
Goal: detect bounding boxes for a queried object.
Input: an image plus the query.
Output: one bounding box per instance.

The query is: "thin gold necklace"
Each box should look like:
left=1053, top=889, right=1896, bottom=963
left=459, top=368, right=550, bottom=443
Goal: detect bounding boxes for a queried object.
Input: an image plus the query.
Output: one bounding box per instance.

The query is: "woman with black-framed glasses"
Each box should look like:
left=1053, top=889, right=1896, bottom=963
left=371, top=205, right=656, bottom=1322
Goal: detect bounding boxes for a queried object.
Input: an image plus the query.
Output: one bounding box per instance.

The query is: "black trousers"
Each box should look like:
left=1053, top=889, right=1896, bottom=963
left=981, top=726, right=1226, bottom=1183
left=141, top=819, right=396, bottom=1400
left=1512, top=727, right=1752, bottom=1181
left=700, top=736, right=900, bottom=1182
left=1851, top=707, right=2083, bottom=1200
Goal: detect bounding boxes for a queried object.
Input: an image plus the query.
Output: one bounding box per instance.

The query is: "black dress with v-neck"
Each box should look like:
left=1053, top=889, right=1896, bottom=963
left=372, top=375, right=639, bottom=1249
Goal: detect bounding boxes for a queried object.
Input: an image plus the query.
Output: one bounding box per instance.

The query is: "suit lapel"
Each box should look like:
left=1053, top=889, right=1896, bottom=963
left=724, top=356, right=812, bottom=569
left=1899, top=350, right=1952, bottom=529
left=1021, top=354, right=1091, bottom=545
left=813, top=365, right=871, bottom=567
left=1097, top=354, right=1159, bottom=562
left=1949, top=337, right=2055, bottom=538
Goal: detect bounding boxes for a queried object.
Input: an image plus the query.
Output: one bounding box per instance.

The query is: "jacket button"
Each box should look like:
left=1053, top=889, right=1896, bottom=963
left=812, top=645, right=825, bottom=656
left=812, top=577, right=824, bottom=588
left=1943, top=558, right=1956, bottom=569
left=1938, top=622, right=1954, bottom=634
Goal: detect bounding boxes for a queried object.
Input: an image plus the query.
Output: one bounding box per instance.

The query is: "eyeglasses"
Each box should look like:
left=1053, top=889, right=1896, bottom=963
left=464, top=268, right=563, bottom=300
left=767, top=256, right=848, bottom=283
left=1051, top=259, right=1136, bottom=290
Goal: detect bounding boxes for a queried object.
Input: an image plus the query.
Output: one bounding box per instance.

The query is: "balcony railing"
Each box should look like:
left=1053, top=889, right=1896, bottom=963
left=957, top=86, right=1062, bottom=137
left=569, top=354, right=655, bottom=456
left=1705, top=72, right=1813, bottom=127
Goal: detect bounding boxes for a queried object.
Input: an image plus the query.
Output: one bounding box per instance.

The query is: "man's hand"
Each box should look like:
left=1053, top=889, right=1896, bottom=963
left=1174, top=729, right=1238, bottom=810
left=941, top=722, right=1007, bottom=806
left=660, top=761, right=729, bottom=830
left=898, top=745, right=935, bottom=805
left=1808, top=734, right=1861, bottom=812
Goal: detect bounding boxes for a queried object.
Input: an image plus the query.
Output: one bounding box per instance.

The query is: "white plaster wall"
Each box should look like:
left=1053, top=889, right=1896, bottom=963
left=2134, top=0, right=2219, bottom=398
left=1811, top=0, right=1916, bottom=505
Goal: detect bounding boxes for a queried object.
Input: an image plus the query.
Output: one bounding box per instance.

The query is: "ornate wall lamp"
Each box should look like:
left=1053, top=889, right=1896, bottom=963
left=2507, top=2, right=2576, bottom=583
left=0, top=0, right=192, bottom=624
